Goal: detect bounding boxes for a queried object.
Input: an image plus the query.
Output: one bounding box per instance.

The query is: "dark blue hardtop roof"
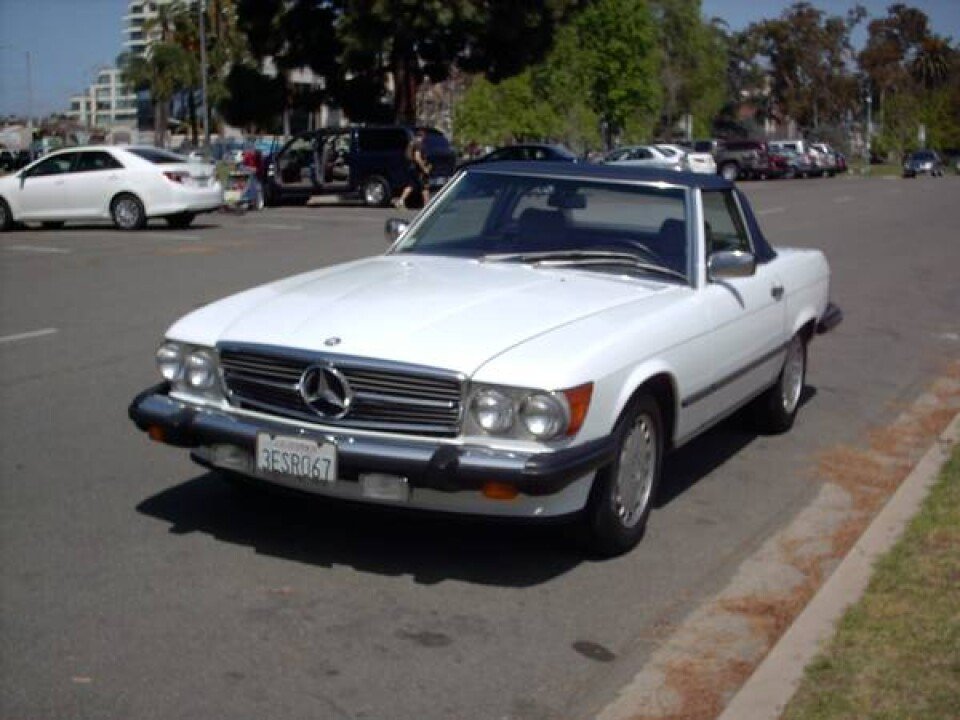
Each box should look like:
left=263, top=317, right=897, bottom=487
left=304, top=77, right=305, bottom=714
left=465, top=160, right=734, bottom=190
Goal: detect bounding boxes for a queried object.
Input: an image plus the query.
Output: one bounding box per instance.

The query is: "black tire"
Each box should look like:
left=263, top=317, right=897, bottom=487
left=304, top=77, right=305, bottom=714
left=111, top=193, right=146, bottom=230
left=0, top=198, right=15, bottom=231
left=583, top=392, right=664, bottom=557
left=753, top=333, right=807, bottom=434
left=361, top=176, right=391, bottom=207
left=784, top=167, right=797, bottom=180
left=165, top=212, right=196, bottom=229
left=720, top=162, right=739, bottom=182
left=42, top=221, right=65, bottom=230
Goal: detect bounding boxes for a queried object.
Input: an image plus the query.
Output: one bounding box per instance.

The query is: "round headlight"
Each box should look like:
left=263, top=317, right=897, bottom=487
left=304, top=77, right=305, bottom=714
left=185, top=350, right=217, bottom=389
left=519, top=393, right=567, bottom=439
left=470, top=389, right=515, bottom=434
left=156, top=342, right=184, bottom=381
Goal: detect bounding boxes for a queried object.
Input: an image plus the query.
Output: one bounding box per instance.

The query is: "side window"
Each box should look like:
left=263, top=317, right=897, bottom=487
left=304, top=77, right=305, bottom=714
left=357, top=129, right=406, bottom=152
left=631, top=148, right=653, bottom=160
left=27, top=153, right=77, bottom=177
left=702, top=191, right=751, bottom=254
left=75, top=152, right=124, bottom=172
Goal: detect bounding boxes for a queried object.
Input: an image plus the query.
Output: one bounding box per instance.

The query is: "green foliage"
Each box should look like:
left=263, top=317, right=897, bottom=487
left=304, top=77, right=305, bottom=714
left=651, top=0, right=727, bottom=138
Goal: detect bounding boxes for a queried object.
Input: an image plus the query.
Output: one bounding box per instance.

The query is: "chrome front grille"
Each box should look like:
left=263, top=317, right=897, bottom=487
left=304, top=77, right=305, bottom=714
left=218, top=345, right=463, bottom=436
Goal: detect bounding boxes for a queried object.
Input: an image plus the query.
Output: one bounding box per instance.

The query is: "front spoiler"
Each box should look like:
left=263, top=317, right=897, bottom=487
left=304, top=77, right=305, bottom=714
left=128, top=384, right=617, bottom=497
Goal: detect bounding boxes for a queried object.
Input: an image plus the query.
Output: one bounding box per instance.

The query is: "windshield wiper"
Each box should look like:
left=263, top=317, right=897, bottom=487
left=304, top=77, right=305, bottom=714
left=482, top=250, right=688, bottom=282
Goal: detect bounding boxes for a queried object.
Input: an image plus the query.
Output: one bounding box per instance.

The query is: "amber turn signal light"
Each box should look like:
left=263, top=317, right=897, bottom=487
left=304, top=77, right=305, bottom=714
left=147, top=425, right=166, bottom=443
left=563, top=382, right=593, bottom=436
left=482, top=481, right=519, bottom=500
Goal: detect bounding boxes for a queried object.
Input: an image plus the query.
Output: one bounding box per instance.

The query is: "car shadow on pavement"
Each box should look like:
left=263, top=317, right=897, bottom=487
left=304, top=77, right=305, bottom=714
left=136, top=471, right=585, bottom=587
left=135, top=386, right=817, bottom=586
left=656, top=386, right=817, bottom=508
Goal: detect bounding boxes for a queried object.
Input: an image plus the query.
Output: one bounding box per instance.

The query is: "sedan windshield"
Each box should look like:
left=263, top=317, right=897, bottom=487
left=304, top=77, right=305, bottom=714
left=393, top=171, right=690, bottom=280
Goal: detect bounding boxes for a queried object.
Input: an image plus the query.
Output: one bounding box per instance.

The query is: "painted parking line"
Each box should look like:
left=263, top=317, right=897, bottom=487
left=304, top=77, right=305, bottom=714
left=6, top=245, right=71, bottom=254
left=756, top=207, right=786, bottom=216
left=244, top=223, right=304, bottom=231
left=0, top=328, right=59, bottom=344
left=833, top=196, right=853, bottom=204
left=140, top=232, right=203, bottom=241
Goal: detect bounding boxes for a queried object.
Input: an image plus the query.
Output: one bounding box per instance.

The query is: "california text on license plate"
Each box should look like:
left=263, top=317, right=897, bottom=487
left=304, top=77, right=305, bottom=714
left=256, top=433, right=337, bottom=485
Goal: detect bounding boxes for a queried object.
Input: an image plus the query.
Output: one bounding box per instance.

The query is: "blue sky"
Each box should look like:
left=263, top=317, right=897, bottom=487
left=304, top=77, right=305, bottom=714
left=1, top=0, right=959, bottom=117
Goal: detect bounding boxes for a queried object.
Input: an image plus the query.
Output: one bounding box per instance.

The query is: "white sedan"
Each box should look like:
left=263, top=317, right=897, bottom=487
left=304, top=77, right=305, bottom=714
left=129, top=163, right=841, bottom=556
left=605, top=144, right=682, bottom=171
left=0, top=146, right=223, bottom=231
left=655, top=143, right=718, bottom=175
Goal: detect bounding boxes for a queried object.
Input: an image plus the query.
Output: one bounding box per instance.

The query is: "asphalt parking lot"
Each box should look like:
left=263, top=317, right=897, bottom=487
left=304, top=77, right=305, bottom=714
left=1, top=175, right=958, bottom=720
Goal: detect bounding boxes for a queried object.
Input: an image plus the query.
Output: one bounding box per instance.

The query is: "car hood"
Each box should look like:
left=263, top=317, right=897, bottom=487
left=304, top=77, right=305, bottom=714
left=168, top=255, right=677, bottom=375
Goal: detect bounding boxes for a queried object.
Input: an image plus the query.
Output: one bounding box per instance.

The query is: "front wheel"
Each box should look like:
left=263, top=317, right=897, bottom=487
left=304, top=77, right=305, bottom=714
left=584, top=393, right=663, bottom=557
left=361, top=176, right=391, bottom=207
left=753, top=333, right=806, bottom=433
left=0, top=198, right=12, bottom=232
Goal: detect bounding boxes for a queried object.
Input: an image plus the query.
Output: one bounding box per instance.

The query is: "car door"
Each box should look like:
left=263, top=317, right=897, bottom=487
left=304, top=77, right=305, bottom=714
left=697, top=189, right=786, bottom=418
left=69, top=150, right=126, bottom=217
left=15, top=152, right=79, bottom=219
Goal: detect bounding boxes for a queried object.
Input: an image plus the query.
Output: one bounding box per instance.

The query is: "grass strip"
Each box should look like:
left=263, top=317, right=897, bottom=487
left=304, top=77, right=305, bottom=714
left=782, top=445, right=960, bottom=720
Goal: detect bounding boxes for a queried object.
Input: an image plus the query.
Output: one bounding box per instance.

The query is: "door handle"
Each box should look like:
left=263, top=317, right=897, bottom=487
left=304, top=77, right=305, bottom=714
left=771, top=285, right=785, bottom=301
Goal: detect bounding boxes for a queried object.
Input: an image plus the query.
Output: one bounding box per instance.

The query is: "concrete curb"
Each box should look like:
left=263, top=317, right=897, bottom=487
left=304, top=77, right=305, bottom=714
left=716, top=411, right=960, bottom=720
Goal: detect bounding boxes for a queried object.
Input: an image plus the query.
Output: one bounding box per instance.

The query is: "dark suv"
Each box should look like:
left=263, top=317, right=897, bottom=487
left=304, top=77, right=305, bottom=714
left=262, top=126, right=456, bottom=207
left=713, top=140, right=785, bottom=181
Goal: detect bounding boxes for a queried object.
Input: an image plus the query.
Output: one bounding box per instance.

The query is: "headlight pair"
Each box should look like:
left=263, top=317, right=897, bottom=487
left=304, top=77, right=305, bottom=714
left=156, top=341, right=219, bottom=391
left=468, top=383, right=592, bottom=441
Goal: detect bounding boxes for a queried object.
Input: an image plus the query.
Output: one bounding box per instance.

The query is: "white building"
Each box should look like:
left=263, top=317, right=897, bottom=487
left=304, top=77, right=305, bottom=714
left=123, top=0, right=177, bottom=60
left=67, top=68, right=138, bottom=130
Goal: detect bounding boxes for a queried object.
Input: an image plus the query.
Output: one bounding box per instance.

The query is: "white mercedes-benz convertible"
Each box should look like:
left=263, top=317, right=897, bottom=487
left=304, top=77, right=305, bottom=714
left=129, top=163, right=841, bottom=555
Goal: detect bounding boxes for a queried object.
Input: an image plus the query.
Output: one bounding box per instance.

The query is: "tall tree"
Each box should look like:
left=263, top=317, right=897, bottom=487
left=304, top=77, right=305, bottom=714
left=121, top=43, right=192, bottom=147
left=745, top=2, right=863, bottom=130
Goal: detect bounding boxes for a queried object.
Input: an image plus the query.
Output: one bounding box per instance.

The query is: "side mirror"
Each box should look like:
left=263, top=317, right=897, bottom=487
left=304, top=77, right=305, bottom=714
left=384, top=217, right=409, bottom=244
left=708, top=250, right=756, bottom=280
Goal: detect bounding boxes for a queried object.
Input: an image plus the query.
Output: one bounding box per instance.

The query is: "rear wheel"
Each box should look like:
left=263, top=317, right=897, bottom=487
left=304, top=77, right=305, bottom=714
left=361, top=176, right=391, bottom=207
left=584, top=392, right=663, bottom=557
left=753, top=333, right=806, bottom=433
left=111, top=193, right=146, bottom=230
left=720, top=162, right=739, bottom=182
left=165, top=212, right=196, bottom=229
left=0, top=199, right=15, bottom=231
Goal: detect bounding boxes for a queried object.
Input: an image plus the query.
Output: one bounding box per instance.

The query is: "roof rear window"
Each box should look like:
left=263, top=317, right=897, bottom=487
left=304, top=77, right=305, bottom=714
left=127, top=148, right=187, bottom=164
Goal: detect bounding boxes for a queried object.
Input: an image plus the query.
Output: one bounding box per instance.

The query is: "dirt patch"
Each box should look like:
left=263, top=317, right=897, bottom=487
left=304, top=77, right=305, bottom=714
left=599, top=362, right=960, bottom=720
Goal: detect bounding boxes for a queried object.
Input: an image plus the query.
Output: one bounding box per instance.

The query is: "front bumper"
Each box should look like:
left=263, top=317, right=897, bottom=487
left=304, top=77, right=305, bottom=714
left=128, top=384, right=616, bottom=499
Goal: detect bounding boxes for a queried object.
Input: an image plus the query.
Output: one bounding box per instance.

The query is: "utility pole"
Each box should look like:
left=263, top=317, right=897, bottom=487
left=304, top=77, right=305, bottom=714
left=25, top=50, right=33, bottom=132
left=199, top=0, right=210, bottom=150
left=865, top=92, right=872, bottom=176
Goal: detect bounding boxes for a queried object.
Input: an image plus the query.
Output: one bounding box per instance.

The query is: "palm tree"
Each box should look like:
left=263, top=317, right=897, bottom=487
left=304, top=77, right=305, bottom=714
left=121, top=42, right=192, bottom=147
left=911, top=36, right=954, bottom=89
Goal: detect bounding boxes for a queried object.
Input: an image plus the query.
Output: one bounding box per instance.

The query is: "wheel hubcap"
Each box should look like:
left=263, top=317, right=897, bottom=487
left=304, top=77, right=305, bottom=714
left=116, top=199, right=139, bottom=228
left=366, top=183, right=384, bottom=205
left=781, top=339, right=804, bottom=414
left=613, top=413, right=657, bottom=528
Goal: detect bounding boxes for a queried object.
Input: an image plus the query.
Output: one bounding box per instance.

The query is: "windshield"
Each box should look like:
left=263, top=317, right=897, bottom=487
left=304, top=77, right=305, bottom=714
left=393, top=171, right=690, bottom=280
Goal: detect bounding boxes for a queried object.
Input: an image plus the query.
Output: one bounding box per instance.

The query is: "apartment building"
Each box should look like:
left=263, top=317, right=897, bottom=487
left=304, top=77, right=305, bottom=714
left=123, top=0, right=177, bottom=60
left=67, top=68, right=138, bottom=130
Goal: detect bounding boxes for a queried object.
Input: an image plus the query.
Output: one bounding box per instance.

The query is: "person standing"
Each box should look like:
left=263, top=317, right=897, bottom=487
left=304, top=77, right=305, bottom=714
left=395, top=128, right=431, bottom=209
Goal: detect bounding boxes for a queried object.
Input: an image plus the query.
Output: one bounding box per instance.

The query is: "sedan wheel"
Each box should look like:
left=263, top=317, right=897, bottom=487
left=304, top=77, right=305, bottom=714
left=754, top=333, right=807, bottom=433
left=0, top=199, right=12, bottom=232
left=720, top=163, right=739, bottom=182
left=585, top=392, right=663, bottom=557
left=111, top=193, right=146, bottom=231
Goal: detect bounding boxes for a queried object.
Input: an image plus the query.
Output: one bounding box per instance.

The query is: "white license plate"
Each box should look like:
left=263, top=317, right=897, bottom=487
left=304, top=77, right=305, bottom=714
left=256, top=433, right=337, bottom=485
